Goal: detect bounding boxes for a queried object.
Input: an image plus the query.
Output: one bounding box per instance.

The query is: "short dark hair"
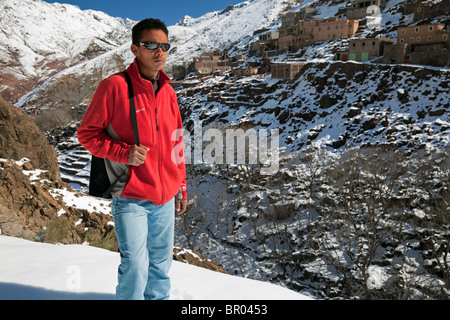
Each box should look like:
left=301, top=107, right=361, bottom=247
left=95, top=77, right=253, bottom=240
left=132, top=18, right=169, bottom=44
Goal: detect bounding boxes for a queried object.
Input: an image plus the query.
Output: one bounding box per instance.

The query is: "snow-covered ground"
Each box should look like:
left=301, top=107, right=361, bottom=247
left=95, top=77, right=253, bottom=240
left=0, top=235, right=311, bottom=300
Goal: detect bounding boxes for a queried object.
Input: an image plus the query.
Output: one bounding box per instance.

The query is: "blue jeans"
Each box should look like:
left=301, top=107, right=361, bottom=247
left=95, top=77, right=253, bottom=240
left=111, top=197, right=175, bottom=300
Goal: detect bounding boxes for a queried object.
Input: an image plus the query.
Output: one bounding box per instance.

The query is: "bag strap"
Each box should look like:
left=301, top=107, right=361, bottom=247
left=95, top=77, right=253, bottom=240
left=122, top=71, right=140, bottom=146
left=101, top=71, right=138, bottom=198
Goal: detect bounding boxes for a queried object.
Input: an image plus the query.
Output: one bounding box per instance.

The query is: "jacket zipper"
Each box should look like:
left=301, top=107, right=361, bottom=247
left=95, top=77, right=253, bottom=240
left=155, top=107, right=160, bottom=131
left=154, top=92, right=165, bottom=205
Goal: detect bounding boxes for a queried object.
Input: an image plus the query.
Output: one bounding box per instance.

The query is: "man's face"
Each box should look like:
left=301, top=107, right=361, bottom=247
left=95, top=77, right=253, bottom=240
left=131, top=28, right=169, bottom=78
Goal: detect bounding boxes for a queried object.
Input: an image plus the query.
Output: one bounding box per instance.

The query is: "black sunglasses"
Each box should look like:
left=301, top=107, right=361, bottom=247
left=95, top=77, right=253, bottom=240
left=136, top=41, right=171, bottom=52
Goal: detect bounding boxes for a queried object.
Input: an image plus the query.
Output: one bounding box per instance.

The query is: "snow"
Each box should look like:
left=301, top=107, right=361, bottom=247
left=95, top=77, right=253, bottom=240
left=49, top=187, right=111, bottom=216
left=0, top=0, right=132, bottom=81
left=167, top=0, right=299, bottom=66
left=0, top=235, right=311, bottom=300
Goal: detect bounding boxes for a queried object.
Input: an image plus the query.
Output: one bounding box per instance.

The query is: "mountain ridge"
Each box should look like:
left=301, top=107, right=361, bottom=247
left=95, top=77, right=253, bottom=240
left=0, top=0, right=133, bottom=102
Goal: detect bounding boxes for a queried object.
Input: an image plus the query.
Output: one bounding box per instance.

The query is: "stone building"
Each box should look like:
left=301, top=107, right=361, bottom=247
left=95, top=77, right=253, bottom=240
left=383, top=23, right=449, bottom=66
left=250, top=30, right=280, bottom=55
left=311, top=17, right=360, bottom=42
left=348, top=37, right=395, bottom=61
left=271, top=62, right=306, bottom=80
left=404, top=0, right=450, bottom=22
left=278, top=17, right=359, bottom=51
left=232, top=67, right=259, bottom=77
left=346, top=0, right=387, bottom=20
left=397, top=23, right=448, bottom=46
left=194, top=51, right=231, bottom=75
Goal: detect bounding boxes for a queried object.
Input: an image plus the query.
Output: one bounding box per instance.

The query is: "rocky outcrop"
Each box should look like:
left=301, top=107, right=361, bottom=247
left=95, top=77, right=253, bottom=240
left=0, top=97, right=115, bottom=248
left=173, top=247, right=228, bottom=274
left=0, top=158, right=116, bottom=248
left=0, top=97, right=60, bottom=181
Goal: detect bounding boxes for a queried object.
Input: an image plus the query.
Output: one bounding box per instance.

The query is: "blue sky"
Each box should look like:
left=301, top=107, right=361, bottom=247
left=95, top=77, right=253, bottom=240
left=46, top=0, right=243, bottom=26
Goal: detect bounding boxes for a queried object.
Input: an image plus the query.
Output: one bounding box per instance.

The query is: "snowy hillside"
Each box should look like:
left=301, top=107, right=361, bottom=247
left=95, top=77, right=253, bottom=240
left=177, top=62, right=449, bottom=154
left=0, top=235, right=310, bottom=300
left=4, top=0, right=299, bottom=132
left=0, top=0, right=133, bottom=102
left=167, top=0, right=298, bottom=65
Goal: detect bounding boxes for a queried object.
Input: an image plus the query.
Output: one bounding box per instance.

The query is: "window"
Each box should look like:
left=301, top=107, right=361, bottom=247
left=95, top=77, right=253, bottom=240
left=417, top=37, right=421, bottom=42
left=401, top=30, right=405, bottom=35
left=444, top=35, right=448, bottom=41
left=428, top=36, right=432, bottom=41
left=410, top=37, right=415, bottom=42
left=415, top=27, right=419, bottom=33
left=372, top=41, right=376, bottom=46
left=400, top=38, right=404, bottom=43
left=428, top=26, right=433, bottom=31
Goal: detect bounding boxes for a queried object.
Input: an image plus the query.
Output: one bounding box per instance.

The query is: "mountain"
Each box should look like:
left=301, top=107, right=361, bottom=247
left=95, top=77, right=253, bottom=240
left=167, top=0, right=299, bottom=65
left=1, top=0, right=298, bottom=132
left=0, top=0, right=133, bottom=103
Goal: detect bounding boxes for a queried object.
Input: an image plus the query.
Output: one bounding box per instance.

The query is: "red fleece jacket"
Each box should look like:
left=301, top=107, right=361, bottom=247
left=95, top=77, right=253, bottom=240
left=77, top=59, right=187, bottom=205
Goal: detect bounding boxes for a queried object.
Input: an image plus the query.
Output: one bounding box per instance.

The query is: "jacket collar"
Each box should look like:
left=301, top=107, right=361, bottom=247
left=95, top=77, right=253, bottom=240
left=126, top=58, right=171, bottom=90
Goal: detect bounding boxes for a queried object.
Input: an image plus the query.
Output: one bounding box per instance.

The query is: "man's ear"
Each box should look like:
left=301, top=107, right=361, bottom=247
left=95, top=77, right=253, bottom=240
left=131, top=44, right=139, bottom=57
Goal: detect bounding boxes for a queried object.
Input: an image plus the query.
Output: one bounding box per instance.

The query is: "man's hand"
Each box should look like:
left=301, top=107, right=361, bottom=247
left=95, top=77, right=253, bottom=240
left=176, top=198, right=187, bottom=215
left=128, top=145, right=149, bottom=166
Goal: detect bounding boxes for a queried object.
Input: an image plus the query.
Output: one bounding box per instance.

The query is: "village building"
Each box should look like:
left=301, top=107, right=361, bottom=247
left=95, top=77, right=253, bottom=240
left=397, top=23, right=448, bottom=46
left=347, top=37, right=395, bottom=61
left=194, top=51, right=232, bottom=75
left=271, top=62, right=306, bottom=81
left=278, top=17, right=359, bottom=52
left=311, top=17, right=360, bottom=42
left=404, top=0, right=450, bottom=22
left=231, top=67, right=259, bottom=77
left=383, top=23, right=449, bottom=66
left=346, top=0, right=387, bottom=20
left=250, top=30, right=280, bottom=56
left=273, top=8, right=317, bottom=52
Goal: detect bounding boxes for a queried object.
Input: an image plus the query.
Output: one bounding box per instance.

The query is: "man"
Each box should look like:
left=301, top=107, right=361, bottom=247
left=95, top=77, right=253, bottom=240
left=77, top=18, right=187, bottom=300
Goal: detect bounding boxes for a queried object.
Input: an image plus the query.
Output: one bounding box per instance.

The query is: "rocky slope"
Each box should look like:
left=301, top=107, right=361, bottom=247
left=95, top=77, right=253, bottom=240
left=0, top=96, right=115, bottom=245
left=0, top=96, right=60, bottom=181
left=177, top=62, right=449, bottom=154
left=171, top=61, right=449, bottom=299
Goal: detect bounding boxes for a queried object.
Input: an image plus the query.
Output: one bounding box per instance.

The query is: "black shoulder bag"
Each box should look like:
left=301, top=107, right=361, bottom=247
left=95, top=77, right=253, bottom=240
left=88, top=71, right=140, bottom=199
